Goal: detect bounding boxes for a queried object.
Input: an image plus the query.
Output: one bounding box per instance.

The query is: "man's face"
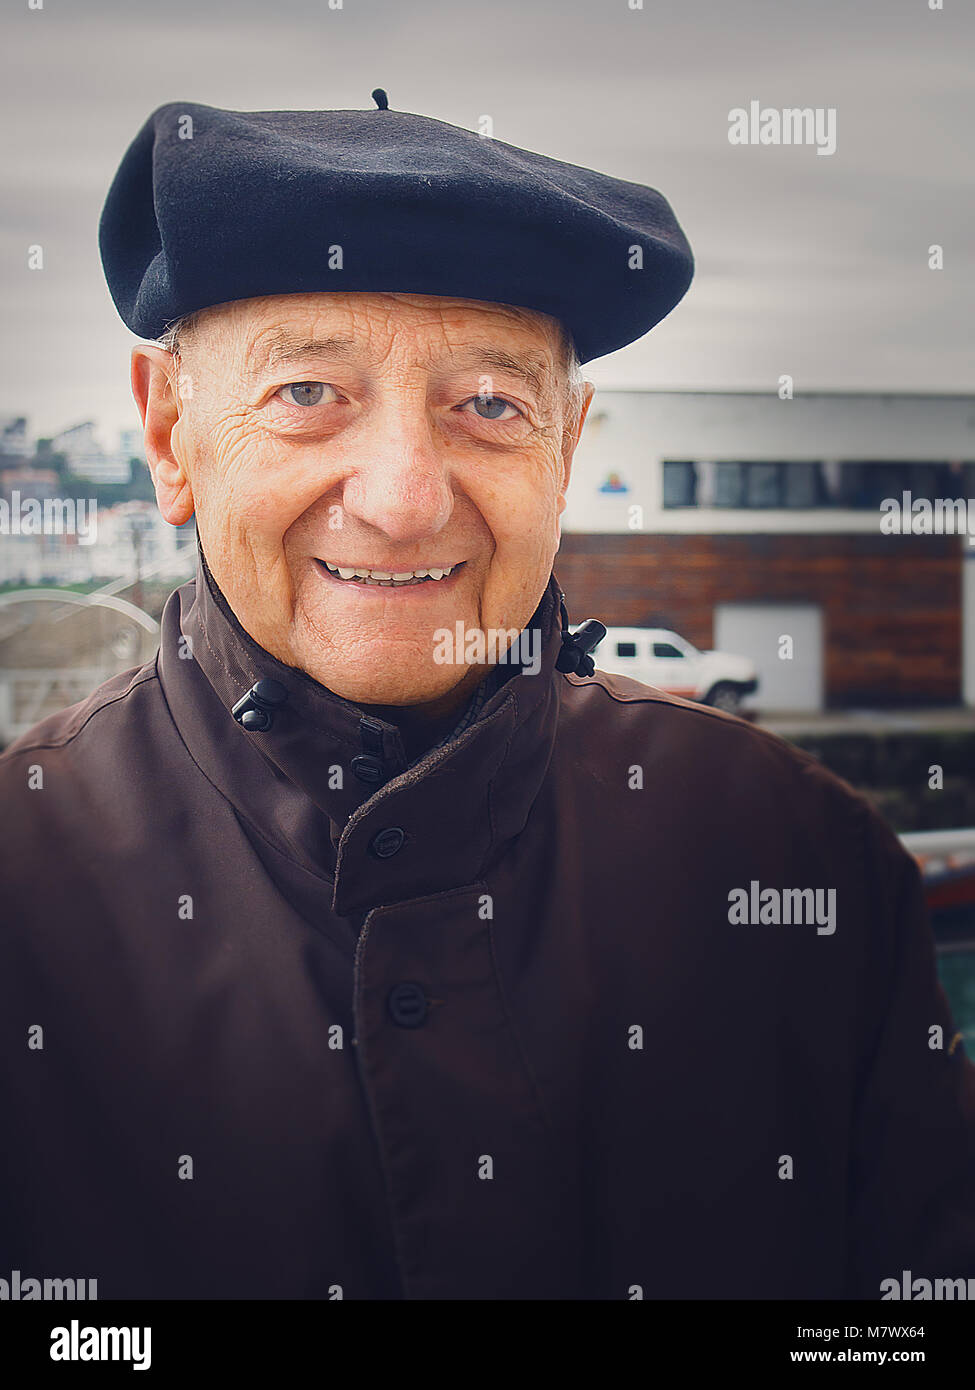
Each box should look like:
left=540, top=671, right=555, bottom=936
left=134, top=292, right=592, bottom=707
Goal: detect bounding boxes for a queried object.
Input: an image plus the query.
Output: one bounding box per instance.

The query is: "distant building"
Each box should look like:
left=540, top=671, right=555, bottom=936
left=119, top=428, right=145, bottom=462
left=51, top=421, right=131, bottom=485
left=0, top=490, right=195, bottom=588
left=0, top=467, right=83, bottom=585
left=559, top=391, right=975, bottom=710
left=0, top=467, right=59, bottom=501
left=0, top=416, right=29, bottom=462
left=97, top=502, right=194, bottom=582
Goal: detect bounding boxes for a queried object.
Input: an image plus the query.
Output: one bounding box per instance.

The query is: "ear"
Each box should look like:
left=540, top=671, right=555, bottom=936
left=557, top=380, right=595, bottom=507
left=130, top=345, right=195, bottom=526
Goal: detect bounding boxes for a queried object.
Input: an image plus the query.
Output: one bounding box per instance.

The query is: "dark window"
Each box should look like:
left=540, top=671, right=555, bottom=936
left=784, top=462, right=821, bottom=508
left=662, top=461, right=697, bottom=507
left=652, top=643, right=683, bottom=659
left=714, top=462, right=745, bottom=508
left=661, top=460, right=972, bottom=510
left=836, top=461, right=969, bottom=510
left=616, top=642, right=637, bottom=658
left=745, top=463, right=782, bottom=508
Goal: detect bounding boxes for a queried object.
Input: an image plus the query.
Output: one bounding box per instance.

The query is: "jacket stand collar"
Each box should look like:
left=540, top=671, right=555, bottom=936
left=158, top=543, right=568, bottom=919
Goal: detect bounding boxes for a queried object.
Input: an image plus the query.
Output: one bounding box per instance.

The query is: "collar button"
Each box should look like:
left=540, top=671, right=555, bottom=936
left=352, top=755, right=385, bottom=785
left=231, top=678, right=288, bottom=732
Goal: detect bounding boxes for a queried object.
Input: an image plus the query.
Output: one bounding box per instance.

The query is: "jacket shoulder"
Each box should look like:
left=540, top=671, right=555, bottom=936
left=0, top=659, right=160, bottom=766
left=558, top=668, right=905, bottom=854
left=0, top=658, right=187, bottom=879
left=562, top=666, right=819, bottom=764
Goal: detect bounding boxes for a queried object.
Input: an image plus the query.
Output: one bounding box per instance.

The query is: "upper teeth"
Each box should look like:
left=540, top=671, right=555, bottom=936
left=324, top=562, right=455, bottom=581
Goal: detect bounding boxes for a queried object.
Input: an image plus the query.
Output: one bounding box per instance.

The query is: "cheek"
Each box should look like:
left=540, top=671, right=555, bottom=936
left=198, top=421, right=331, bottom=538
left=472, top=446, right=564, bottom=536
left=498, top=452, right=564, bottom=552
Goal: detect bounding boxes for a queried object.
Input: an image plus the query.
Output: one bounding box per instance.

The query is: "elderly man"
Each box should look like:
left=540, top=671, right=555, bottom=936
left=0, top=95, right=973, bottom=1302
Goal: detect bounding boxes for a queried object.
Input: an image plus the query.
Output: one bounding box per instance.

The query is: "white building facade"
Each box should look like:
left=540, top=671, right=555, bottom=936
left=559, top=392, right=975, bottom=710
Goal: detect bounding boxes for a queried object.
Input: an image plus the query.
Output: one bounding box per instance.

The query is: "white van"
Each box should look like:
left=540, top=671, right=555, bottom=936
left=591, top=627, right=759, bottom=714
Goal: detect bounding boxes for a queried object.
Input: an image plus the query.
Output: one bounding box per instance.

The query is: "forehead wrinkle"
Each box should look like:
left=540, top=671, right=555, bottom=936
left=234, top=305, right=559, bottom=399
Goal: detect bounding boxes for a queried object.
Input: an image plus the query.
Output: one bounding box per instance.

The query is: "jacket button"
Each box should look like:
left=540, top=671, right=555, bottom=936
left=370, top=826, right=405, bottom=858
left=387, top=981, right=428, bottom=1028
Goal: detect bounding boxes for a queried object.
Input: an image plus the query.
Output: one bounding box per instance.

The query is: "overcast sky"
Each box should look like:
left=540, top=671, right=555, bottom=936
left=2, top=0, right=973, bottom=446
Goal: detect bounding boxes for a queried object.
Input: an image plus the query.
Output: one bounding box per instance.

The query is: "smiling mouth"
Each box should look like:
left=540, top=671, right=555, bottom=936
left=315, top=559, right=466, bottom=587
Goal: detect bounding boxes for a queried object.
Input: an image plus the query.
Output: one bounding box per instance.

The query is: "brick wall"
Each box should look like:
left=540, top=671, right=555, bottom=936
left=553, top=533, right=961, bottom=705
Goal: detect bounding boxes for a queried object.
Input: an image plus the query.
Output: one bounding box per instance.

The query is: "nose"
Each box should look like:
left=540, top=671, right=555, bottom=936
left=340, top=400, right=454, bottom=543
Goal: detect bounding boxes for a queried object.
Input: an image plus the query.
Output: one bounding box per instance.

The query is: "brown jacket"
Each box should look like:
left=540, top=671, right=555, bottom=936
left=1, top=552, right=973, bottom=1300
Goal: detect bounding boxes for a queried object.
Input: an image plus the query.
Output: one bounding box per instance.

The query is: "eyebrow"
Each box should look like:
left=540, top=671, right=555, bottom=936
left=446, top=346, right=552, bottom=400
left=243, top=333, right=358, bottom=380
left=244, top=332, right=552, bottom=398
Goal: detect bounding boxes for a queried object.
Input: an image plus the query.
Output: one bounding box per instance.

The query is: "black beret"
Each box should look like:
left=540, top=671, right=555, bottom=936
left=98, top=94, right=694, bottom=364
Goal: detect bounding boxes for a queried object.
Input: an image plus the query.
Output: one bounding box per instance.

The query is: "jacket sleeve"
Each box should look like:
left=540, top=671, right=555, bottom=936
left=846, top=802, right=975, bottom=1296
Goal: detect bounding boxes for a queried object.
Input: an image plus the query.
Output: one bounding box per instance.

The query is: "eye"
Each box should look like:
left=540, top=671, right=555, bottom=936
left=461, top=394, right=522, bottom=422
left=275, top=382, right=340, bottom=407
